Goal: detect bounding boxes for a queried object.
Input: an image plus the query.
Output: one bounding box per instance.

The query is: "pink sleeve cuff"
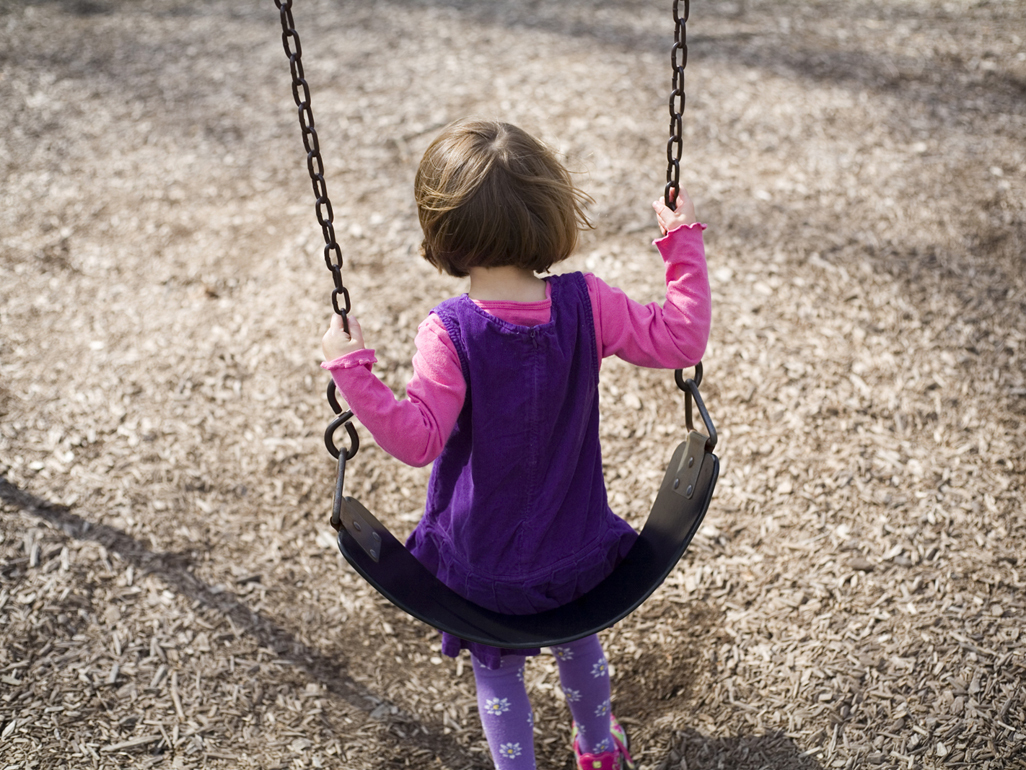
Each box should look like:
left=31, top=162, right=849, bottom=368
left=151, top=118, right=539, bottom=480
left=653, top=221, right=707, bottom=249
left=321, top=348, right=378, bottom=371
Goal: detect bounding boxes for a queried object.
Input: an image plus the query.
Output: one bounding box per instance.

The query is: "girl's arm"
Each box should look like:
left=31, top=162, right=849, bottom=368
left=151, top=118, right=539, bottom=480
left=587, top=220, right=711, bottom=368
left=319, top=186, right=709, bottom=465
left=321, top=317, right=465, bottom=467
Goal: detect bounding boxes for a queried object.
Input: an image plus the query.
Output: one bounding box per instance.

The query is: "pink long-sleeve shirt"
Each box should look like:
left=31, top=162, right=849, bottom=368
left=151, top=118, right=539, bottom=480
left=323, top=222, right=711, bottom=466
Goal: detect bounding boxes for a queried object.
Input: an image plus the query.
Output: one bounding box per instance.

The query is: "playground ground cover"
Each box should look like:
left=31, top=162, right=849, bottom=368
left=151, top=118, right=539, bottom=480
left=1, top=0, right=1025, bottom=767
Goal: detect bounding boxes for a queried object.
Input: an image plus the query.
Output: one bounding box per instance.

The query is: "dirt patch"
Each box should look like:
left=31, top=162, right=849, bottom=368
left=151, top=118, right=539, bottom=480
left=2, top=0, right=1025, bottom=768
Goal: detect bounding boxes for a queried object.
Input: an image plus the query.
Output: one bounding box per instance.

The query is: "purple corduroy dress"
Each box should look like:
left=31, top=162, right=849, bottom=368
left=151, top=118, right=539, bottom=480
left=404, top=272, right=638, bottom=669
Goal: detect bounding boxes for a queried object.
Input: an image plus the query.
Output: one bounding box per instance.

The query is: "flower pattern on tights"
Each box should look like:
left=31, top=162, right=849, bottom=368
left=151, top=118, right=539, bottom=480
left=484, top=697, right=511, bottom=717
left=499, top=742, right=522, bottom=759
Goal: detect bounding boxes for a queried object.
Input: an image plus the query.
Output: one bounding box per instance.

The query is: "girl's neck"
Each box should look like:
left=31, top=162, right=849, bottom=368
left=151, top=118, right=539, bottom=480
left=467, top=265, right=547, bottom=302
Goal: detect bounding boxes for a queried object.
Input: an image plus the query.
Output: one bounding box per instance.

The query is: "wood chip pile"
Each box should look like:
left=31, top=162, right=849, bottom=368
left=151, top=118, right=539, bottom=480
left=1, top=0, right=1024, bottom=768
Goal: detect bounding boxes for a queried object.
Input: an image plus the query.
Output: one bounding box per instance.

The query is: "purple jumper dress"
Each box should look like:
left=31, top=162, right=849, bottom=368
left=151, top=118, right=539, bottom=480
left=404, top=272, right=638, bottom=668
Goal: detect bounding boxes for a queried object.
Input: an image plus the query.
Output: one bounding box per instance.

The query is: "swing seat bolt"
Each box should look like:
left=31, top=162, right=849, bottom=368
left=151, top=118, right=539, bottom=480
left=673, top=479, right=680, bottom=490
left=688, top=457, right=694, bottom=468
left=353, top=520, right=362, bottom=532
left=686, top=484, right=693, bottom=496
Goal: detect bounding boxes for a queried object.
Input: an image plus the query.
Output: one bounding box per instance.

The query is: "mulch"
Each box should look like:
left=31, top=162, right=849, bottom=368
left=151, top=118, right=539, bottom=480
left=1, top=0, right=1024, bottom=768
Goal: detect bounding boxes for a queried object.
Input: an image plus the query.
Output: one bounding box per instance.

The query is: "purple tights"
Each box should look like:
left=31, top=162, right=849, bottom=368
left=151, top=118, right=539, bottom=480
left=472, top=634, right=613, bottom=769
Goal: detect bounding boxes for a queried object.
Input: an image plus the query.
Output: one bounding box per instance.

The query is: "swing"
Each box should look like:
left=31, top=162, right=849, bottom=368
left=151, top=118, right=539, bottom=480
left=274, top=0, right=717, bottom=648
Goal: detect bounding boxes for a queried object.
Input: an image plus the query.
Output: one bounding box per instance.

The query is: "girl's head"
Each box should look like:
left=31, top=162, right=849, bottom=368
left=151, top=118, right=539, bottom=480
left=414, top=119, right=592, bottom=278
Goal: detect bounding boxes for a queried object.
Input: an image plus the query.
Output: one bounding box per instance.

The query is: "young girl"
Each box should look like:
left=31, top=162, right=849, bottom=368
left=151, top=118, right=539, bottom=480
left=321, top=118, right=710, bottom=770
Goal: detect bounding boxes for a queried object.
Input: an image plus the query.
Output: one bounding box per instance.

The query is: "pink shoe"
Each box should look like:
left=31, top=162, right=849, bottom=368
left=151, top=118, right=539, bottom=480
left=572, top=715, right=635, bottom=770
left=575, top=749, right=624, bottom=770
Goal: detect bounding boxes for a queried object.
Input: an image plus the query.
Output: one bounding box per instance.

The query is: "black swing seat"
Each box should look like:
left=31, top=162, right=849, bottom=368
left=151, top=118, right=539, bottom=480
left=335, top=420, right=718, bottom=650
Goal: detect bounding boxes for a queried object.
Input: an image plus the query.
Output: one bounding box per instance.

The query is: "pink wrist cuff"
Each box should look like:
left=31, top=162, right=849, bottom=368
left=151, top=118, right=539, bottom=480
left=321, top=348, right=378, bottom=371
left=653, top=220, right=706, bottom=247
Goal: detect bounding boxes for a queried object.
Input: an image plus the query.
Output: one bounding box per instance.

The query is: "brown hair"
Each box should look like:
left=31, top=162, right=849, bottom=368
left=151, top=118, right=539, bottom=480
left=414, top=119, right=593, bottom=278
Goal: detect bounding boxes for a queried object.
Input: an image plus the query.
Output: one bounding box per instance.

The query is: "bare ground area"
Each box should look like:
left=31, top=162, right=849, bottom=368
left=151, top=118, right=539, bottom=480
left=2, top=1, right=1025, bottom=768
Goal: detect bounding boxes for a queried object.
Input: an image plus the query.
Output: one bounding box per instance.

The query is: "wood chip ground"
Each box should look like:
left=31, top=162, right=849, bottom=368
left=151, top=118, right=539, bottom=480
left=1, top=0, right=1024, bottom=768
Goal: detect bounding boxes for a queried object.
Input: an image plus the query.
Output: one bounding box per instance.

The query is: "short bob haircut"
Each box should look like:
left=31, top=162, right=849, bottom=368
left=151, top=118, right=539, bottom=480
left=414, top=119, right=592, bottom=278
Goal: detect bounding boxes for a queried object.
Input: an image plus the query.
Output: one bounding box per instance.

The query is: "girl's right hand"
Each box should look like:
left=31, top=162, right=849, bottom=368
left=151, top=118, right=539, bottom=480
left=652, top=186, right=697, bottom=235
left=322, top=313, right=366, bottom=361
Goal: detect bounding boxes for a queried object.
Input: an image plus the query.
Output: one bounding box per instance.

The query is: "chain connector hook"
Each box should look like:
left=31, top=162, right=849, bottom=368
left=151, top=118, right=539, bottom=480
left=324, top=409, right=360, bottom=461
left=674, top=363, right=716, bottom=452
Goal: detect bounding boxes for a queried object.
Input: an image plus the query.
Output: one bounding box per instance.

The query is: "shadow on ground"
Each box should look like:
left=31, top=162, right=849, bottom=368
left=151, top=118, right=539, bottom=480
left=0, top=476, right=482, bottom=769
left=669, top=728, right=824, bottom=770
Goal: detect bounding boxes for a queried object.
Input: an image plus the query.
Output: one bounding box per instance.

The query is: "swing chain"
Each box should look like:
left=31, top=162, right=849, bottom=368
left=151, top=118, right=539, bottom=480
left=675, top=364, right=717, bottom=452
left=275, top=0, right=359, bottom=463
left=274, top=0, right=351, bottom=333
left=664, top=0, right=689, bottom=210
left=666, top=2, right=711, bottom=453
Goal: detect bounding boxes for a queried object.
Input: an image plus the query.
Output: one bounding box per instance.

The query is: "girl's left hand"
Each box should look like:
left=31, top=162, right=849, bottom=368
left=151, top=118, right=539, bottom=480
left=322, top=313, right=365, bottom=361
left=652, top=186, right=697, bottom=235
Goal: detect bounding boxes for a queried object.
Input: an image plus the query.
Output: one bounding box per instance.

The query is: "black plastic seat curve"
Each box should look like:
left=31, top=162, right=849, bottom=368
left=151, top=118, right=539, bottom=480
left=335, top=426, right=718, bottom=649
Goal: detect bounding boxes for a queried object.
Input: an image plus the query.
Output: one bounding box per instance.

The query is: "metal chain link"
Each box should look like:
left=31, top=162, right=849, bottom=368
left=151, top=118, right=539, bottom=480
left=274, top=0, right=351, bottom=332
left=665, top=0, right=689, bottom=210
left=665, top=1, right=705, bottom=416
left=275, top=0, right=358, bottom=462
